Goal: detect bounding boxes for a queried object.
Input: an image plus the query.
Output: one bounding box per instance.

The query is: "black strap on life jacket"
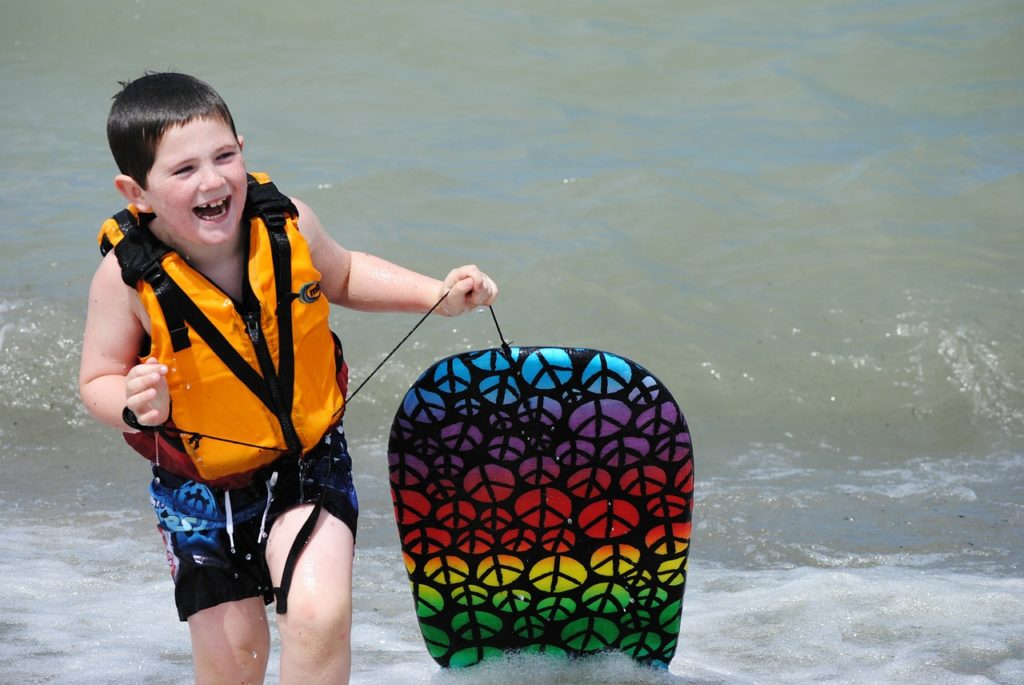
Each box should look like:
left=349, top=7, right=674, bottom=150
left=107, top=209, right=193, bottom=352
left=243, top=179, right=298, bottom=426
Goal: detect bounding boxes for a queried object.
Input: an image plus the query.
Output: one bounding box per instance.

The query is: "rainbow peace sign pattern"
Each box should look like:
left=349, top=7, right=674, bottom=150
left=388, top=347, right=693, bottom=668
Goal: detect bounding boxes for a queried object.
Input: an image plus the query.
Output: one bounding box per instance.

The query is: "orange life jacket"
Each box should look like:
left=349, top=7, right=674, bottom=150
left=98, top=173, right=347, bottom=487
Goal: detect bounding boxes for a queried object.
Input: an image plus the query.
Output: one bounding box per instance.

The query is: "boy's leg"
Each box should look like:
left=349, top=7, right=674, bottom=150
left=187, top=596, right=271, bottom=685
left=266, top=504, right=355, bottom=685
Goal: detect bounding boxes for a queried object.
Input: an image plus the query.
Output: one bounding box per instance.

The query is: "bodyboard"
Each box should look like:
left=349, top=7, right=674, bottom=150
left=387, top=346, right=693, bottom=668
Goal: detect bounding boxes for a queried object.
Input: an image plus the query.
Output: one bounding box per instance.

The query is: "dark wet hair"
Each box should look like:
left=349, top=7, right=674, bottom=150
left=107, top=72, right=237, bottom=188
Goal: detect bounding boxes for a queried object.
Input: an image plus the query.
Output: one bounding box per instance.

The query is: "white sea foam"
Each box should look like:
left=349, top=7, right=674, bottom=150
left=3, top=514, right=1021, bottom=684
left=677, top=566, right=1024, bottom=685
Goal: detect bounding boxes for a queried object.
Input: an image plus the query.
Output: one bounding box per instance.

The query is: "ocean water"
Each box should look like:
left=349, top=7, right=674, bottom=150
left=1, top=0, right=1022, bottom=683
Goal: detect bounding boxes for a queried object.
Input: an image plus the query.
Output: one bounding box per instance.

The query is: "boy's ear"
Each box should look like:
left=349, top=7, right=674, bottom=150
left=113, top=174, right=151, bottom=212
left=237, top=134, right=245, bottom=151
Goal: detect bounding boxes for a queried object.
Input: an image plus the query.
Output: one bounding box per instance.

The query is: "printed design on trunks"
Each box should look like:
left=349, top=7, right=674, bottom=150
left=150, top=477, right=266, bottom=565
left=151, top=480, right=221, bottom=532
left=150, top=424, right=359, bottom=584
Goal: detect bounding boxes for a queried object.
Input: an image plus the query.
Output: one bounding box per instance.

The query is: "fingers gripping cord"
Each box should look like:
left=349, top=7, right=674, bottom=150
left=346, top=292, right=511, bottom=403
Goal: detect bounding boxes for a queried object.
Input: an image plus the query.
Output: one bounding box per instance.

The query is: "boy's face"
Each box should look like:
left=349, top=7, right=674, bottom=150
left=117, top=116, right=248, bottom=253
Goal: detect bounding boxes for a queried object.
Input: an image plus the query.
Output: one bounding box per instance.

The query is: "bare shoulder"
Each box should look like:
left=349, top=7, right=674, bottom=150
left=296, top=195, right=347, bottom=246
left=290, top=196, right=352, bottom=303
left=89, top=250, right=128, bottom=297
left=293, top=197, right=322, bottom=232
left=85, top=251, right=148, bottom=340
left=79, top=251, right=149, bottom=419
left=292, top=197, right=330, bottom=250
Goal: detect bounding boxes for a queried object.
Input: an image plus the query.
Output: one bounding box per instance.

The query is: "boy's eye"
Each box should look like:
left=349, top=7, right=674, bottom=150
left=217, top=151, right=236, bottom=161
left=173, top=165, right=194, bottom=176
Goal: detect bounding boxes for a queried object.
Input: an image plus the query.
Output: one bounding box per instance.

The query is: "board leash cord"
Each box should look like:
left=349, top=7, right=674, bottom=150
left=345, top=290, right=510, bottom=403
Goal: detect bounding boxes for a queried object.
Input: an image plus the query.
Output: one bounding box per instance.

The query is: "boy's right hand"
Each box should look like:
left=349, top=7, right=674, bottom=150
left=125, top=357, right=170, bottom=427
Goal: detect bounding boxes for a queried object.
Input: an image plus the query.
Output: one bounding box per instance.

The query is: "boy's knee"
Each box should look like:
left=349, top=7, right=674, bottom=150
left=279, top=591, right=352, bottom=646
left=276, top=592, right=352, bottom=681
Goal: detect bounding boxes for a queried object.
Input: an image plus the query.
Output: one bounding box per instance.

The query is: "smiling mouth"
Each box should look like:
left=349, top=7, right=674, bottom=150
left=193, top=197, right=230, bottom=220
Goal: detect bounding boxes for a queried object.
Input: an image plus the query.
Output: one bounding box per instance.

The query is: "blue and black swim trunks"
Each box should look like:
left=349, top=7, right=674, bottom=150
left=150, top=424, right=358, bottom=621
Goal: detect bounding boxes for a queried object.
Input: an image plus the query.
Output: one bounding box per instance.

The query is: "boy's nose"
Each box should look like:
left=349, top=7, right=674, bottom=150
left=197, top=166, right=226, bottom=192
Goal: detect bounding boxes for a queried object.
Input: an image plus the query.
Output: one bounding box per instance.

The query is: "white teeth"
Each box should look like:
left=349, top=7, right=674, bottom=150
left=194, top=198, right=229, bottom=220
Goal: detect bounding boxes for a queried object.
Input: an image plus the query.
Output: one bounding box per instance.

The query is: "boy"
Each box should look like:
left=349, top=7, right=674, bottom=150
left=79, top=72, right=497, bottom=684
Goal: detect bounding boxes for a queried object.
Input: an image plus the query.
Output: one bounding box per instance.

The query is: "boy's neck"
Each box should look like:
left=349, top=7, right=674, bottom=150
left=149, top=217, right=247, bottom=299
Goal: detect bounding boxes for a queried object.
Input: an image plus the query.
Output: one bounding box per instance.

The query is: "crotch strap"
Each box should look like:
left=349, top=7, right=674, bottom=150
left=274, top=457, right=331, bottom=614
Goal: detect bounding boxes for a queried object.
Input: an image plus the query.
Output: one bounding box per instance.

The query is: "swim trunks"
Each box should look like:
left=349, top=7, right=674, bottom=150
left=150, top=424, right=358, bottom=621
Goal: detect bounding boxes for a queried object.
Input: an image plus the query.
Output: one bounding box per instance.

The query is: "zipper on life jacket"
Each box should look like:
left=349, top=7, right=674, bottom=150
left=245, top=309, right=302, bottom=454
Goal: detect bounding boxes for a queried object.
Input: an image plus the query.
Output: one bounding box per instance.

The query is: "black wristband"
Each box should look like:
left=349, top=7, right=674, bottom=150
left=122, top=407, right=154, bottom=432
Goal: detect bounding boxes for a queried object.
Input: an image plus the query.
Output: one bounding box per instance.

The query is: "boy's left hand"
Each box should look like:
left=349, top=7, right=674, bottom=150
left=439, top=265, right=498, bottom=316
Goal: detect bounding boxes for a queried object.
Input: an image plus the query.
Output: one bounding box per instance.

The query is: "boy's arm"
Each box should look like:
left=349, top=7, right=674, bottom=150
left=79, top=254, right=169, bottom=431
left=295, top=198, right=498, bottom=315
